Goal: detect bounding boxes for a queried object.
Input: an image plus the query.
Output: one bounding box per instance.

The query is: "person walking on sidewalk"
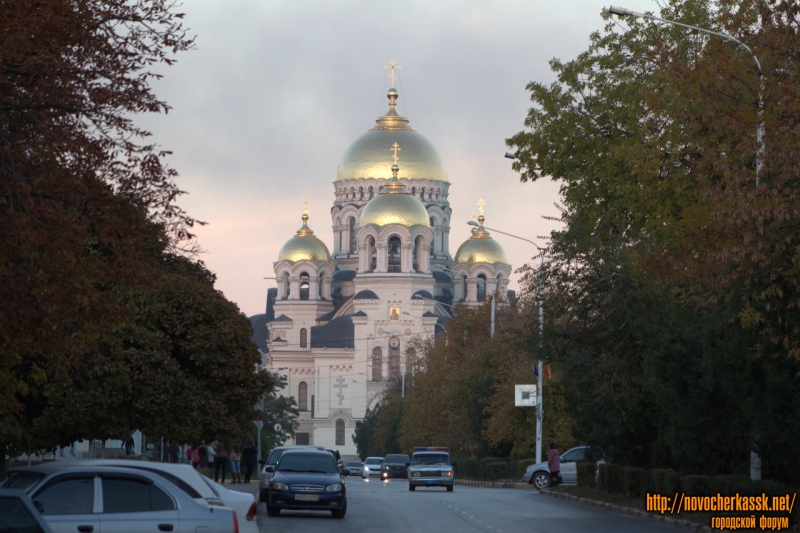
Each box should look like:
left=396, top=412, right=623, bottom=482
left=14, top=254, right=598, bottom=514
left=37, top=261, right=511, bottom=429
left=205, top=440, right=217, bottom=478
left=548, top=442, right=561, bottom=487
left=229, top=441, right=242, bottom=484
left=242, top=438, right=258, bottom=484
left=215, top=441, right=230, bottom=484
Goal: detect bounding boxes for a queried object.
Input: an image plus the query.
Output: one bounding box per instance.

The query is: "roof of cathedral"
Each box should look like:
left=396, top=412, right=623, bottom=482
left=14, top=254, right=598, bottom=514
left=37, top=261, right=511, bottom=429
left=352, top=310, right=367, bottom=317
left=332, top=270, right=357, bottom=282
left=273, top=314, right=292, bottom=322
left=277, top=212, right=331, bottom=264
left=412, top=290, right=433, bottom=300
left=359, top=164, right=430, bottom=228
left=454, top=215, right=508, bottom=265
left=354, top=289, right=379, bottom=300
left=336, top=88, right=447, bottom=182
left=248, top=314, right=270, bottom=353
left=311, top=315, right=355, bottom=349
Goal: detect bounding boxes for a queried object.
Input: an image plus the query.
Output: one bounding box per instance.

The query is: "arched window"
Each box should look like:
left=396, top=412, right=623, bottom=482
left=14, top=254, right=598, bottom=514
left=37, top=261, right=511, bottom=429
left=388, top=338, right=400, bottom=380
left=477, top=274, right=487, bottom=302
left=420, top=187, right=426, bottom=200
left=387, top=236, right=401, bottom=272
left=349, top=218, right=356, bottom=253
left=300, top=328, right=307, bottom=348
left=298, top=382, right=308, bottom=411
left=430, top=217, right=435, bottom=227
left=299, top=272, right=310, bottom=300
left=372, top=347, right=382, bottom=381
left=367, top=236, right=377, bottom=272
left=411, top=187, right=416, bottom=197
left=368, top=186, right=374, bottom=199
left=335, top=419, right=345, bottom=446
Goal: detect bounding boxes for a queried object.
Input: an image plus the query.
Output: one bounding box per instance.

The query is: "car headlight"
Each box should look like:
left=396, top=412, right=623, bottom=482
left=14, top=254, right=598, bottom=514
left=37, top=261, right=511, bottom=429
left=364, top=466, right=370, bottom=471
left=412, top=472, right=421, bottom=477
left=441, top=471, right=452, bottom=477
left=325, top=484, right=343, bottom=492
left=272, top=482, right=288, bottom=490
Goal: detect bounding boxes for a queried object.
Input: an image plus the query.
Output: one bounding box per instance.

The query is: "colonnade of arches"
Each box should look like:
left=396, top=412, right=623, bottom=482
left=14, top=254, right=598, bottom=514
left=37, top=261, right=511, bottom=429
left=332, top=213, right=449, bottom=258
left=356, top=225, right=433, bottom=274
left=274, top=262, right=335, bottom=300
left=450, top=266, right=512, bottom=304
left=334, top=184, right=448, bottom=203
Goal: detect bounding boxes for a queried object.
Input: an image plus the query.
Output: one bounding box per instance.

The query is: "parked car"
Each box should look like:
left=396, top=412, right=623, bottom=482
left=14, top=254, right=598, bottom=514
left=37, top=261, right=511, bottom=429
left=259, top=445, right=327, bottom=502
left=0, top=463, right=238, bottom=533
left=0, top=488, right=54, bottom=533
left=521, top=445, right=591, bottom=489
left=361, top=456, right=384, bottom=478
left=64, top=459, right=257, bottom=533
left=381, top=454, right=411, bottom=479
left=407, top=447, right=454, bottom=491
left=345, top=461, right=363, bottom=476
left=264, top=449, right=348, bottom=518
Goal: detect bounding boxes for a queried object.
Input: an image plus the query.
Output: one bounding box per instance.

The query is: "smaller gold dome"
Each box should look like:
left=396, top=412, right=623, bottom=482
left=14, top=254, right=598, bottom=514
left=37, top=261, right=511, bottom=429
left=359, top=165, right=431, bottom=228
left=278, top=213, right=331, bottom=263
left=454, top=215, right=508, bottom=264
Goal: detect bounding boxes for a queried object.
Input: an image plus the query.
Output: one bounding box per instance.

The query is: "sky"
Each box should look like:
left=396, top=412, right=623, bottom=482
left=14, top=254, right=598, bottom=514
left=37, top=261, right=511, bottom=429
left=137, top=0, right=656, bottom=318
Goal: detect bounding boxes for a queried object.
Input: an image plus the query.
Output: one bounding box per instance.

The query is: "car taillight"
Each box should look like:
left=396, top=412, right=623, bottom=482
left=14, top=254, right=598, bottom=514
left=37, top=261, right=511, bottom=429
left=206, top=498, right=225, bottom=507
left=246, top=501, right=257, bottom=521
left=233, top=508, right=239, bottom=533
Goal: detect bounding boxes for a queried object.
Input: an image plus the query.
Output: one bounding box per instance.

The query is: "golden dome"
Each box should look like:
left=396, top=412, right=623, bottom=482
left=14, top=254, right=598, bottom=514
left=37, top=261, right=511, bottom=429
left=454, top=215, right=508, bottom=264
left=335, top=89, right=447, bottom=182
left=277, top=213, right=331, bottom=263
left=359, top=165, right=431, bottom=227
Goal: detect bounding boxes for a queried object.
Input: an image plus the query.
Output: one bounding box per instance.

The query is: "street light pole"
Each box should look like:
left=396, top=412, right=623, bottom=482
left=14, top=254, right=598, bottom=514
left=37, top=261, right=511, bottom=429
left=468, top=220, right=548, bottom=463
left=607, top=6, right=764, bottom=187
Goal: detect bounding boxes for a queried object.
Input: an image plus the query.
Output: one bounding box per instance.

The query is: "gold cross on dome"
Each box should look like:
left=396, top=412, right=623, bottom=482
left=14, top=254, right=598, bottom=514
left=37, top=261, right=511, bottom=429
left=303, top=198, right=308, bottom=215
left=391, top=142, right=401, bottom=164
left=385, top=59, right=401, bottom=88
left=477, top=198, right=486, bottom=216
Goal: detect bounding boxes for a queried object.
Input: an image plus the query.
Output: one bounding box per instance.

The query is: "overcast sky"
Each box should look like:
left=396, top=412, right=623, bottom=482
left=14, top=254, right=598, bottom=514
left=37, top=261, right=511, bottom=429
left=138, top=0, right=655, bottom=318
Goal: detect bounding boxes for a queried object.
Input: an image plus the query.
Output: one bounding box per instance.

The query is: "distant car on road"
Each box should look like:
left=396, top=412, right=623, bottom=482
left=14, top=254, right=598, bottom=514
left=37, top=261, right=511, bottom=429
left=0, top=488, right=54, bottom=533
left=381, top=454, right=411, bottom=479
left=345, top=461, right=363, bottom=476
left=361, top=457, right=384, bottom=478
left=521, top=445, right=591, bottom=489
left=407, top=447, right=454, bottom=491
left=264, top=449, right=348, bottom=518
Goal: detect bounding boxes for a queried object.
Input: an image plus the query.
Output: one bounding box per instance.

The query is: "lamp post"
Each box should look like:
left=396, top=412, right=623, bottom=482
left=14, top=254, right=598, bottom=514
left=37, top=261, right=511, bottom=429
left=468, top=220, right=548, bottom=464
left=402, top=311, right=449, bottom=346
left=607, top=6, right=764, bottom=187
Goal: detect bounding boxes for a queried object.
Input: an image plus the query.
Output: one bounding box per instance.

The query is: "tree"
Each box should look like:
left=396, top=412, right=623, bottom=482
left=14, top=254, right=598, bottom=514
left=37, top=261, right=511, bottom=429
left=352, top=405, right=380, bottom=460
left=259, top=373, right=299, bottom=453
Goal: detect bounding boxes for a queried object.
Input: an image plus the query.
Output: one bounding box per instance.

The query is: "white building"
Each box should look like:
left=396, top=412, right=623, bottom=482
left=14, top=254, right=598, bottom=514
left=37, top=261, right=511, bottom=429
left=255, top=81, right=512, bottom=457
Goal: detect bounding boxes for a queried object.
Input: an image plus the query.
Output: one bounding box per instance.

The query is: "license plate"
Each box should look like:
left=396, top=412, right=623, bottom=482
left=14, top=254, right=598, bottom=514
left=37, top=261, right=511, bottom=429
left=295, top=494, right=319, bottom=501
left=424, top=480, right=437, bottom=485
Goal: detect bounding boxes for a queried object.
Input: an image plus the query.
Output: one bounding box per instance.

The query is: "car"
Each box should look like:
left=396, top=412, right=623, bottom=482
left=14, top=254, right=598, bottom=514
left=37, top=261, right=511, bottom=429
left=325, top=448, right=343, bottom=470
left=521, top=445, right=591, bottom=489
left=57, top=459, right=258, bottom=533
left=0, top=488, right=55, bottom=533
left=259, top=445, right=327, bottom=503
left=380, top=454, right=411, bottom=479
left=344, top=461, right=363, bottom=476
left=0, top=463, right=238, bottom=533
left=361, top=456, right=384, bottom=478
left=407, top=447, right=454, bottom=491
left=263, top=449, right=348, bottom=518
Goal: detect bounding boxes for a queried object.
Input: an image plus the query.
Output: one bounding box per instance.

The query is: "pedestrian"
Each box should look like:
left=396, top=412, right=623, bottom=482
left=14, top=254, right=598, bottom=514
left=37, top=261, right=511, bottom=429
left=124, top=436, right=135, bottom=456
left=206, top=440, right=217, bottom=478
left=185, top=443, right=194, bottom=465
left=229, top=441, right=242, bottom=484
left=215, top=441, right=229, bottom=484
left=196, top=440, right=207, bottom=472
left=242, top=438, right=258, bottom=484
left=548, top=442, right=561, bottom=487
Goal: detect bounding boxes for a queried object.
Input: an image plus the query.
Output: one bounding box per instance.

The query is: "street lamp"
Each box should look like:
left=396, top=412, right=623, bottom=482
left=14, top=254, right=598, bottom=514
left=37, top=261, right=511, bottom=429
left=402, top=311, right=448, bottom=346
left=469, top=219, right=548, bottom=464
left=607, top=6, right=764, bottom=187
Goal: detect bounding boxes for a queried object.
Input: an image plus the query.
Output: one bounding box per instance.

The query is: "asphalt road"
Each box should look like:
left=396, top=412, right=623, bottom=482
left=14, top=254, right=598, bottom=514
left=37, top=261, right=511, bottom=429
left=249, top=476, right=681, bottom=533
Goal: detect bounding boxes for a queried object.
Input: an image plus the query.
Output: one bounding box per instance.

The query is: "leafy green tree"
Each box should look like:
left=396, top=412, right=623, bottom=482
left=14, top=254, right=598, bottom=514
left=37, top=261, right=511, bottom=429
left=352, top=405, right=380, bottom=460
left=259, top=373, right=299, bottom=454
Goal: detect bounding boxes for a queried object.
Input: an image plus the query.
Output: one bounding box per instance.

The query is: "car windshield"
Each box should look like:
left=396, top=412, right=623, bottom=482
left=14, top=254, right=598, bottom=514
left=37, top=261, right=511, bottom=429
left=0, top=471, right=45, bottom=491
left=365, top=458, right=382, bottom=465
left=277, top=454, right=337, bottom=474
left=385, top=455, right=410, bottom=463
left=346, top=462, right=362, bottom=467
left=412, top=454, right=450, bottom=466
left=266, top=449, right=285, bottom=465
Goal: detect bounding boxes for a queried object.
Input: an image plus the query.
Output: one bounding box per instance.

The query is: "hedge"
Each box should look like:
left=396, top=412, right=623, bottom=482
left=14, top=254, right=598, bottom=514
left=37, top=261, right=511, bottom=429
left=623, top=466, right=648, bottom=497
left=577, top=461, right=596, bottom=488
left=681, top=475, right=711, bottom=496
left=664, top=471, right=683, bottom=495
left=651, top=469, right=673, bottom=494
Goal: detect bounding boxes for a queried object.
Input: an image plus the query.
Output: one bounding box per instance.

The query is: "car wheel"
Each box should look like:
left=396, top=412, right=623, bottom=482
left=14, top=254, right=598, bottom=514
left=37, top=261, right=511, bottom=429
left=408, top=484, right=415, bottom=491
left=446, top=484, right=453, bottom=492
left=532, top=471, right=552, bottom=489
left=331, top=499, right=347, bottom=518
left=266, top=505, right=281, bottom=517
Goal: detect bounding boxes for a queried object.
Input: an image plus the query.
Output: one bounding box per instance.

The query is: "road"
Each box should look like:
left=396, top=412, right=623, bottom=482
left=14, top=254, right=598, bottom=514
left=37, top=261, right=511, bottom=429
left=246, top=477, right=681, bottom=533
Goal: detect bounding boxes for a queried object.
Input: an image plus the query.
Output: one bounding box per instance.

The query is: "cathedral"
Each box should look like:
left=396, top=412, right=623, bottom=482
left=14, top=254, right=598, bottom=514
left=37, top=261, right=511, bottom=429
left=253, top=67, right=512, bottom=457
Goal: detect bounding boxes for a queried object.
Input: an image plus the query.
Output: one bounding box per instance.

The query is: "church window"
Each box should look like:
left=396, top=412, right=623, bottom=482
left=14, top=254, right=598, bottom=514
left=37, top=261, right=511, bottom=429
left=298, top=382, right=308, bottom=411
left=300, top=328, right=307, bottom=348
left=411, top=187, right=416, bottom=197
left=372, top=347, right=382, bottom=380
left=359, top=186, right=364, bottom=200
left=366, top=236, right=376, bottom=272
left=299, top=272, right=310, bottom=300
left=477, top=274, right=487, bottom=302
left=350, top=187, right=355, bottom=200
left=296, top=432, right=310, bottom=445
left=335, top=419, right=345, bottom=446
left=368, top=186, right=374, bottom=199
left=420, top=187, right=426, bottom=200
left=387, top=236, right=401, bottom=272
left=349, top=218, right=356, bottom=253
left=388, top=338, right=400, bottom=381
left=430, top=217, right=435, bottom=227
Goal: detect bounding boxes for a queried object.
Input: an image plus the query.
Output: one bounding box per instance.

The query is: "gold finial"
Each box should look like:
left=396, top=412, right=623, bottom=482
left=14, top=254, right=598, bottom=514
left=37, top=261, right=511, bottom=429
left=477, top=198, right=486, bottom=217
left=391, top=142, right=401, bottom=164
left=303, top=198, right=309, bottom=216
left=385, top=59, right=401, bottom=88
left=391, top=164, right=399, bottom=177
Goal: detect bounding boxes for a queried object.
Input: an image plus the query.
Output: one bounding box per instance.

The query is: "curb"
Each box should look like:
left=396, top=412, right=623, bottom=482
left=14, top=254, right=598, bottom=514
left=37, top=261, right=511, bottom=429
left=454, top=480, right=711, bottom=531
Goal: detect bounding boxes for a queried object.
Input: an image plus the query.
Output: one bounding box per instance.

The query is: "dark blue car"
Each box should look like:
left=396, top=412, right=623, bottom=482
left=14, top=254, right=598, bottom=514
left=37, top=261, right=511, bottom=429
left=265, top=449, right=348, bottom=518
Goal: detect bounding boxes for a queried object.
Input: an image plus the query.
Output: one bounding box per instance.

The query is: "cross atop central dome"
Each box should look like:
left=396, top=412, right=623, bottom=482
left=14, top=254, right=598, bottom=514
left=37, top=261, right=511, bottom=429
left=335, top=87, right=448, bottom=182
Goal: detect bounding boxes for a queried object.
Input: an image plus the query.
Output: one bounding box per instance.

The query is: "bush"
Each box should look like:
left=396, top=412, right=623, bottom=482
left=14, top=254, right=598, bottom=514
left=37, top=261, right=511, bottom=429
left=515, top=458, right=539, bottom=480
left=664, top=471, right=683, bottom=495
left=710, top=475, right=750, bottom=496
left=681, top=475, right=711, bottom=496
left=485, top=461, right=510, bottom=480
left=651, top=469, right=673, bottom=494
left=598, top=463, right=610, bottom=491
left=577, top=461, right=596, bottom=488
left=599, top=464, right=625, bottom=493
left=623, top=467, right=648, bottom=497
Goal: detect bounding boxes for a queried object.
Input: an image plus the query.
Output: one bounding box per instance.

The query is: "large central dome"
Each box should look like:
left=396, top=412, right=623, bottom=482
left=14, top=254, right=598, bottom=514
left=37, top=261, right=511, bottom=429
left=336, top=88, right=447, bottom=182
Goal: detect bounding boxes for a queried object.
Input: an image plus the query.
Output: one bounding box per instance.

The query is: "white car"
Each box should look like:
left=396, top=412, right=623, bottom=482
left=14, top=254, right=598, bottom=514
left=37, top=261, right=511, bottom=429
left=521, top=446, right=591, bottom=489
left=361, top=457, right=384, bottom=478
left=68, top=459, right=257, bottom=533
